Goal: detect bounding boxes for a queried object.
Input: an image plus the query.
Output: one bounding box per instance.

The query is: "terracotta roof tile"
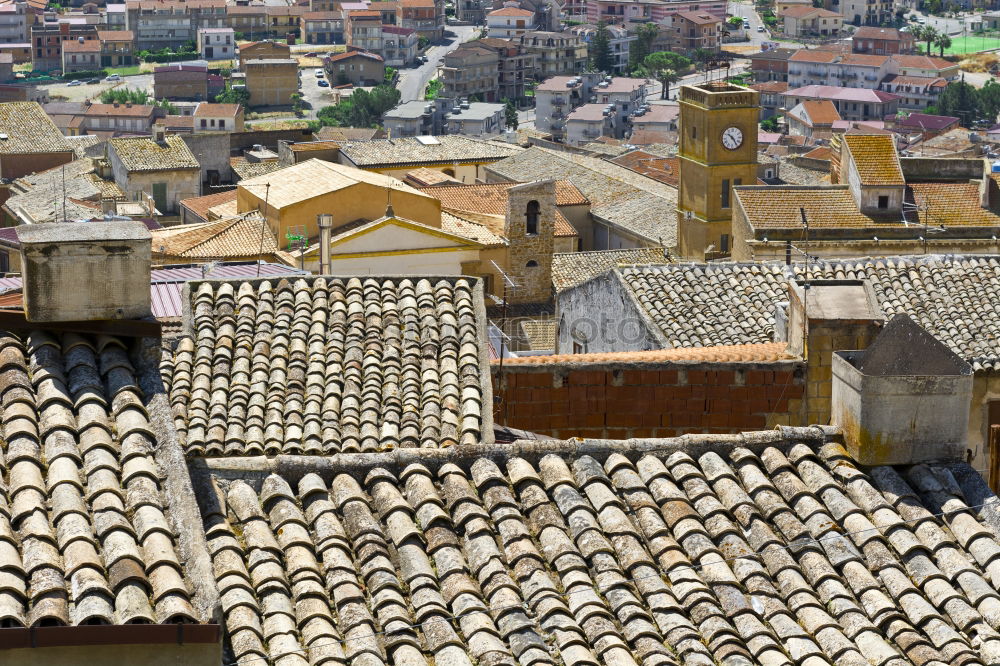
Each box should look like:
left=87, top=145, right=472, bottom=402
left=844, top=134, right=903, bottom=185
left=179, top=188, right=238, bottom=222
left=552, top=246, right=668, bottom=290
left=609, top=150, right=679, bottom=186
left=151, top=211, right=277, bottom=259
left=498, top=341, right=794, bottom=364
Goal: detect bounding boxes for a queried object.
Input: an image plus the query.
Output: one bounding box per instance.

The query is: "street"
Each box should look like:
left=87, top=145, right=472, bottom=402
left=397, top=25, right=479, bottom=102
left=727, top=0, right=771, bottom=47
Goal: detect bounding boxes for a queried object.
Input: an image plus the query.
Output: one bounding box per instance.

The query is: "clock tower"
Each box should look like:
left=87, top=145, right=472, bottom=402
left=676, top=82, right=759, bottom=260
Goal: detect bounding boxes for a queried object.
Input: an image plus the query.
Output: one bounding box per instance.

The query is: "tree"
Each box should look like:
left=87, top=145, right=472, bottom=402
left=215, top=85, right=251, bottom=106
left=590, top=20, right=615, bottom=73
left=503, top=98, right=518, bottom=130
left=690, top=47, right=716, bottom=68
left=921, top=26, right=939, bottom=55
left=628, top=22, right=658, bottom=74
left=937, top=79, right=978, bottom=126
left=935, top=32, right=952, bottom=56
left=978, top=78, right=1000, bottom=122
left=760, top=114, right=781, bottom=131
left=639, top=51, right=689, bottom=99
left=316, top=84, right=401, bottom=128
left=290, top=92, right=304, bottom=116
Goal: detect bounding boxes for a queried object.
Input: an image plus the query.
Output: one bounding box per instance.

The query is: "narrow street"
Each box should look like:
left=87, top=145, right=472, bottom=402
left=396, top=25, right=479, bottom=102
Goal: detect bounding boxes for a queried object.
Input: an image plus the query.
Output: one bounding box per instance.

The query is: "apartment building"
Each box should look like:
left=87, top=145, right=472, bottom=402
left=487, top=5, right=536, bottom=39
left=80, top=102, right=158, bottom=136
left=751, top=47, right=794, bottom=82
left=893, top=54, right=960, bottom=80
left=456, top=0, right=492, bottom=24
left=439, top=44, right=499, bottom=102
left=852, top=26, right=914, bottom=54
left=32, top=16, right=96, bottom=72
left=346, top=10, right=382, bottom=52
left=565, top=103, right=616, bottom=145
left=513, top=31, right=586, bottom=79
left=878, top=74, right=946, bottom=110
left=0, top=2, right=28, bottom=44
left=154, top=64, right=210, bottom=100
left=300, top=11, right=344, bottom=44
left=238, top=39, right=290, bottom=66
left=667, top=11, right=722, bottom=51
left=400, top=0, right=442, bottom=42
left=534, top=73, right=596, bottom=140
left=781, top=6, right=843, bottom=37
left=782, top=84, right=900, bottom=121
left=382, top=98, right=450, bottom=136
left=586, top=0, right=726, bottom=24
left=326, top=49, right=385, bottom=85
left=829, top=0, right=893, bottom=27
left=105, top=3, right=127, bottom=30
left=787, top=51, right=892, bottom=89
left=197, top=27, right=234, bottom=60
left=444, top=101, right=505, bottom=136
left=381, top=25, right=417, bottom=67
left=477, top=37, right=535, bottom=101
left=566, top=23, right=633, bottom=74
left=244, top=58, right=298, bottom=107
left=125, top=1, right=192, bottom=51
left=97, top=29, right=135, bottom=68
left=61, top=36, right=100, bottom=72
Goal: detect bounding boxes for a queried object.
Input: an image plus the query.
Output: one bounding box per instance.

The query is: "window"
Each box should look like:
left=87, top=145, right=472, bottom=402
left=525, top=200, right=540, bottom=235
left=720, top=233, right=729, bottom=253
left=200, top=118, right=207, bottom=127
left=877, top=195, right=889, bottom=209
left=691, top=124, right=696, bottom=139
left=526, top=260, right=538, bottom=268
left=721, top=179, right=730, bottom=209
left=573, top=341, right=584, bottom=354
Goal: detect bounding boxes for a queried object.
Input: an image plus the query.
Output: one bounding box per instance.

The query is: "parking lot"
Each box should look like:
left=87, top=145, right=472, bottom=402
left=39, top=73, right=153, bottom=103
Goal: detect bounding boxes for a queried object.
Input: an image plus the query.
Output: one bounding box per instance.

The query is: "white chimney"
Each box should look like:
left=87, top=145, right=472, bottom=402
left=317, top=213, right=333, bottom=275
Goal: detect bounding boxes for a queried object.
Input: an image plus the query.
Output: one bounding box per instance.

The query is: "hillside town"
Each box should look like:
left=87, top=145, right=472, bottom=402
left=5, top=0, right=1000, bottom=663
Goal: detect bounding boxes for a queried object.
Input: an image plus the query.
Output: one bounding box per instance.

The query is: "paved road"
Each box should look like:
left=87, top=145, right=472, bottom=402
left=906, top=9, right=966, bottom=35
left=727, top=0, right=771, bottom=47
left=397, top=25, right=479, bottom=102
left=40, top=72, right=153, bottom=102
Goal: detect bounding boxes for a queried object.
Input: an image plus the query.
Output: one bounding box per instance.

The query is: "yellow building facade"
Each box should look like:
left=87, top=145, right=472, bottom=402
left=676, top=82, right=759, bottom=260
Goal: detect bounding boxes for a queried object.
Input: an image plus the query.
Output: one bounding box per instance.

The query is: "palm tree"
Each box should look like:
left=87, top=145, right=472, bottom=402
left=922, top=26, right=939, bottom=55
left=935, top=33, right=952, bottom=56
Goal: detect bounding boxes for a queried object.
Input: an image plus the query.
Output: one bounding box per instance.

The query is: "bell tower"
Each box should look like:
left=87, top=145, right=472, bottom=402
left=676, top=82, right=759, bottom=260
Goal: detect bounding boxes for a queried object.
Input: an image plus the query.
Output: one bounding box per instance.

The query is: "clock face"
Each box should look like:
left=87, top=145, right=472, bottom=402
left=722, top=126, right=743, bottom=150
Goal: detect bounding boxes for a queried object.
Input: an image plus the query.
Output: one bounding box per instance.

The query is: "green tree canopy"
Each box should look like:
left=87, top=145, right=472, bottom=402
left=317, top=84, right=401, bottom=128
left=503, top=98, right=518, bottom=130
left=937, top=79, right=978, bottom=125
left=590, top=20, right=615, bottom=73
left=639, top=51, right=689, bottom=99
left=978, top=78, right=1000, bottom=123
left=628, top=22, right=658, bottom=74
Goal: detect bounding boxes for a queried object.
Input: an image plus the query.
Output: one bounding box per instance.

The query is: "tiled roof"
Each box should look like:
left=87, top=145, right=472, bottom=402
left=794, top=100, right=840, bottom=126
left=0, top=331, right=199, bottom=626
left=239, top=159, right=433, bottom=210
left=519, top=318, right=555, bottom=350
left=751, top=81, right=789, bottom=93
left=421, top=180, right=589, bottom=211
left=197, top=433, right=1000, bottom=666
left=151, top=211, right=277, bottom=259
left=607, top=256, right=1000, bottom=366
left=488, top=6, right=533, bottom=15
left=193, top=103, right=241, bottom=117
left=109, top=135, right=200, bottom=172
left=3, top=158, right=113, bottom=223
left=500, top=341, right=794, bottom=364
left=802, top=145, right=832, bottom=160
left=62, top=38, right=101, bottom=52
left=180, top=188, right=238, bottom=223
left=609, top=151, right=679, bottom=186
left=230, top=157, right=285, bottom=181
left=440, top=211, right=506, bottom=246
left=772, top=162, right=830, bottom=185
left=83, top=103, right=156, bottom=118
left=486, top=146, right=678, bottom=246
left=785, top=85, right=901, bottom=103
left=782, top=6, right=840, bottom=17
left=327, top=49, right=383, bottom=63
left=854, top=26, right=907, bottom=40
left=161, top=275, right=491, bottom=455
left=844, top=134, right=903, bottom=185
left=315, top=126, right=386, bottom=142
left=736, top=186, right=879, bottom=228
left=892, top=54, right=956, bottom=70
left=897, top=113, right=959, bottom=131
left=338, top=135, right=521, bottom=168
left=405, top=167, right=463, bottom=186
left=0, top=101, right=72, bottom=155
left=551, top=246, right=667, bottom=290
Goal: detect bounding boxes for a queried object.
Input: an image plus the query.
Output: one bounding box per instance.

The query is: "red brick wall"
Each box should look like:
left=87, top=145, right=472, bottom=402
left=493, top=361, right=808, bottom=439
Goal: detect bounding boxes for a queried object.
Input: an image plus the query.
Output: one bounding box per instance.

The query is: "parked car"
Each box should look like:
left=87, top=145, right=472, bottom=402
left=105, top=73, right=121, bottom=81
left=757, top=25, right=764, bottom=31
left=418, top=54, right=428, bottom=63
left=743, top=20, right=750, bottom=28
left=86, top=78, right=99, bottom=84
left=314, top=68, right=325, bottom=77
left=67, top=79, right=83, bottom=86
left=318, top=79, right=330, bottom=87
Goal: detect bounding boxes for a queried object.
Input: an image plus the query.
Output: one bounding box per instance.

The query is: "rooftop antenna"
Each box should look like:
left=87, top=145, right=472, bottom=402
left=386, top=178, right=394, bottom=218
left=61, top=164, right=66, bottom=223
left=255, top=182, right=271, bottom=277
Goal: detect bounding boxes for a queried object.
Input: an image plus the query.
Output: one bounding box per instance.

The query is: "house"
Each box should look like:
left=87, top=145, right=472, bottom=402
left=379, top=25, right=418, bottom=67
left=96, top=29, right=134, bottom=67
left=400, top=0, right=443, bottom=42
left=752, top=47, right=796, bottom=85
left=0, top=101, right=73, bottom=179
left=476, top=37, right=536, bottom=101
left=563, top=78, right=647, bottom=144
left=836, top=0, right=894, bottom=27
left=236, top=39, right=290, bottom=67
left=300, top=11, right=344, bottom=45
left=338, top=134, right=521, bottom=182
left=894, top=111, right=959, bottom=138
left=751, top=80, right=788, bottom=119
left=892, top=54, right=960, bottom=80
left=878, top=74, right=946, bottom=110
left=150, top=210, right=287, bottom=264
left=236, top=157, right=441, bottom=242
left=325, top=49, right=385, bottom=86
left=60, top=35, right=100, bottom=72
left=440, top=45, right=499, bottom=102
left=107, top=130, right=201, bottom=213
left=486, top=4, right=536, bottom=39
left=192, top=102, right=244, bottom=132
left=0, top=1, right=27, bottom=44
left=196, top=27, right=233, bottom=60
left=124, top=0, right=193, bottom=51
left=565, top=22, right=633, bottom=74
left=533, top=74, right=594, bottom=141
left=79, top=102, right=157, bottom=136
left=852, top=26, right=914, bottom=54
left=786, top=99, right=841, bottom=138
left=30, top=15, right=96, bottom=72
left=382, top=98, right=450, bottom=137
left=781, top=6, right=843, bottom=38
left=667, top=11, right=722, bottom=51
left=486, top=144, right=678, bottom=250
left=732, top=134, right=1000, bottom=261
left=782, top=84, right=900, bottom=121
left=565, top=103, right=615, bottom=145
left=786, top=51, right=892, bottom=89
left=346, top=10, right=382, bottom=53
left=629, top=102, right=679, bottom=135
left=153, top=64, right=209, bottom=101
left=513, top=30, right=587, bottom=78
left=456, top=0, right=492, bottom=24
left=443, top=101, right=506, bottom=137
left=243, top=58, right=298, bottom=107
left=774, top=0, right=813, bottom=13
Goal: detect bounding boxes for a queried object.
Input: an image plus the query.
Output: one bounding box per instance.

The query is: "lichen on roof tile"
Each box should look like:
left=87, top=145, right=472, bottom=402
left=109, top=134, right=200, bottom=172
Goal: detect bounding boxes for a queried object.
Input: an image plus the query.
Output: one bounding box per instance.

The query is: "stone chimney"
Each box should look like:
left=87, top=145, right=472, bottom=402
left=317, top=213, right=332, bottom=275
left=18, top=221, right=152, bottom=322
left=831, top=314, right=972, bottom=465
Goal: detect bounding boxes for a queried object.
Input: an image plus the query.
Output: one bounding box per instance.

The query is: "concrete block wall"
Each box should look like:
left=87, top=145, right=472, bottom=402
left=803, top=321, right=881, bottom=425
left=493, top=360, right=808, bottom=439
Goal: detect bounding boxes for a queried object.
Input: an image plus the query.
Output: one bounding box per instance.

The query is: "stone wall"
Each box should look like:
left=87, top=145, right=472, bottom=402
left=505, top=180, right=555, bottom=303
left=492, top=359, right=808, bottom=438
